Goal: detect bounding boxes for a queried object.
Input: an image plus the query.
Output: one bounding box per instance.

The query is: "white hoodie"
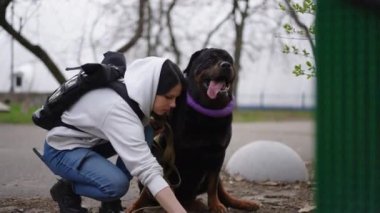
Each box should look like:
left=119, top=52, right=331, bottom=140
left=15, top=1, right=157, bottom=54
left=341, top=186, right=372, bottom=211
left=46, top=57, right=169, bottom=196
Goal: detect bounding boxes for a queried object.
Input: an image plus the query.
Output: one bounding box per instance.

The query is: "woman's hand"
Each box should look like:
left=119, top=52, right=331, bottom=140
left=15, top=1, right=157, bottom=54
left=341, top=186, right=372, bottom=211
left=154, top=186, right=187, bottom=213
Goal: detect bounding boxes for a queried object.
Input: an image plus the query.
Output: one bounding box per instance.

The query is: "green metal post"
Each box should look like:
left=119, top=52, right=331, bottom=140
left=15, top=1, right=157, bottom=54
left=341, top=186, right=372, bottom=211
left=316, top=1, right=380, bottom=212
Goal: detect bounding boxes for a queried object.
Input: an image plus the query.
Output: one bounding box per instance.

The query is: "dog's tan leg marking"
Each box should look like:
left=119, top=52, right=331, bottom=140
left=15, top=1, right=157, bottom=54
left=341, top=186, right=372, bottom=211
left=218, top=178, right=260, bottom=211
left=182, top=198, right=208, bottom=212
left=127, top=188, right=155, bottom=213
left=207, top=172, right=228, bottom=213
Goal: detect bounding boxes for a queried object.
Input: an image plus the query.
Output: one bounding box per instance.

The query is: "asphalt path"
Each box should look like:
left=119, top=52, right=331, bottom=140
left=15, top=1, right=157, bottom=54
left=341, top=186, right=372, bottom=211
left=0, top=121, right=314, bottom=201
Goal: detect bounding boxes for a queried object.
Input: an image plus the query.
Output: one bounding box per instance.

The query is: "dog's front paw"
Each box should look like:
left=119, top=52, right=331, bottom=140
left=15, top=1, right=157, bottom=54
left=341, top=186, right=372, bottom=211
left=125, top=205, right=137, bottom=213
left=237, top=200, right=261, bottom=211
left=209, top=202, right=228, bottom=213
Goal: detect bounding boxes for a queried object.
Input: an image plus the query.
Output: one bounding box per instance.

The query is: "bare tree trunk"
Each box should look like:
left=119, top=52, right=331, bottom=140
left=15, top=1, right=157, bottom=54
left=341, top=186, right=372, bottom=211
left=232, top=0, right=249, bottom=102
left=146, top=1, right=153, bottom=55
left=0, top=0, right=65, bottom=84
left=117, top=0, right=147, bottom=53
left=153, top=0, right=165, bottom=55
left=166, top=0, right=181, bottom=64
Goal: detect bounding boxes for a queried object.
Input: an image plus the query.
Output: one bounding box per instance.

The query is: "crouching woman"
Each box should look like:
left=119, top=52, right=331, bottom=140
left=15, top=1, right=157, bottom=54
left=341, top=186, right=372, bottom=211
left=42, top=56, right=186, bottom=213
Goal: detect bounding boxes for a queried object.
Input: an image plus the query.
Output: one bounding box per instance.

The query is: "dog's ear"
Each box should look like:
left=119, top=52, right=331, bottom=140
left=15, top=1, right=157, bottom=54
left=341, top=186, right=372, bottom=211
left=183, top=48, right=208, bottom=75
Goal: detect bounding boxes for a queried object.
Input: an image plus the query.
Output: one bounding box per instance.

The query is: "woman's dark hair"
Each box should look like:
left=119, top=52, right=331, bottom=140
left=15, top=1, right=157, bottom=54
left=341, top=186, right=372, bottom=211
left=156, top=60, right=185, bottom=95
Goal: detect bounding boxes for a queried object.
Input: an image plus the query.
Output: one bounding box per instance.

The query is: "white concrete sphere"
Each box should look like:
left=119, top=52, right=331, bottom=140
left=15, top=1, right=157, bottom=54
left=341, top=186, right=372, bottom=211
left=225, top=140, right=308, bottom=182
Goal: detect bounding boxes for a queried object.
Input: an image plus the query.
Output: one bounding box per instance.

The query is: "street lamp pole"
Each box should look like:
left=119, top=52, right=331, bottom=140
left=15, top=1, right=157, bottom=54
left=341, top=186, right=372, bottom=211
left=10, top=1, right=14, bottom=94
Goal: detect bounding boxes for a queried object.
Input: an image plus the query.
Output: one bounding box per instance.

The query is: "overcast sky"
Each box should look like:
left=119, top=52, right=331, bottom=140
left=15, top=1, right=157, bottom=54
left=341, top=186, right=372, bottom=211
left=0, top=0, right=315, bottom=108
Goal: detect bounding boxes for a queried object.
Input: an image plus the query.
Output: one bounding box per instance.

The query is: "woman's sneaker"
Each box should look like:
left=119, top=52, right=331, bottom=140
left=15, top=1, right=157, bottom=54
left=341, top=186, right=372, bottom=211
left=99, top=199, right=125, bottom=213
left=50, top=179, right=88, bottom=213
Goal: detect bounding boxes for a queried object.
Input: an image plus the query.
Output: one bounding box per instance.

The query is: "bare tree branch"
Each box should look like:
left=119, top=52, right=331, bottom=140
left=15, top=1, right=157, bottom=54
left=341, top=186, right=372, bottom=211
left=89, top=10, right=104, bottom=62
left=153, top=1, right=165, bottom=54
left=166, top=0, right=181, bottom=64
left=0, top=0, right=65, bottom=83
left=283, top=0, right=315, bottom=56
left=117, top=0, right=147, bottom=53
left=202, top=10, right=233, bottom=48
left=76, top=28, right=86, bottom=65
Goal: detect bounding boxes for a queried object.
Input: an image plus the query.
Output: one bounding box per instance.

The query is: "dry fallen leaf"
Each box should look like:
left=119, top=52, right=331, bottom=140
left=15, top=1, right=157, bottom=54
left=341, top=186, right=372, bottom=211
left=298, top=204, right=316, bottom=212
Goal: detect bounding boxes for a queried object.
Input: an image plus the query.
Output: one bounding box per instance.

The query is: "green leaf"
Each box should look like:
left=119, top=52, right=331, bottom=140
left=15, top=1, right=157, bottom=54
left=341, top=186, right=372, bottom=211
left=283, top=23, right=293, bottom=34
left=309, top=24, right=315, bottom=34
left=292, top=46, right=299, bottom=54
left=293, top=64, right=305, bottom=76
left=282, top=44, right=290, bottom=53
left=303, top=50, right=310, bottom=56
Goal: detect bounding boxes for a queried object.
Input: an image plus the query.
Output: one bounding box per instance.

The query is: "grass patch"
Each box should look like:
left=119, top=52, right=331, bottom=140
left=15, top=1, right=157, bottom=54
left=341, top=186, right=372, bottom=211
left=0, top=103, right=37, bottom=124
left=0, top=103, right=314, bottom=124
left=233, top=109, right=314, bottom=122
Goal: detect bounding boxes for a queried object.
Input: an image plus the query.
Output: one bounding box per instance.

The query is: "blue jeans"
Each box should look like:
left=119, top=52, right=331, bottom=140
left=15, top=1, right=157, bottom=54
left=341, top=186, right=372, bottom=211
left=42, top=126, right=154, bottom=201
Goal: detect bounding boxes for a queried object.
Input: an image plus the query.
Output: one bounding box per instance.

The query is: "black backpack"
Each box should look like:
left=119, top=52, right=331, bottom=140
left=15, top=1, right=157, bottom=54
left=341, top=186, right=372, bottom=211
left=32, top=51, right=144, bottom=131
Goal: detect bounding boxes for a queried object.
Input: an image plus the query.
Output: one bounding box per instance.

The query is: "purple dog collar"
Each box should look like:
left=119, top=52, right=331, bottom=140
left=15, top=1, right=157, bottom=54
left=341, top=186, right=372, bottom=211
left=186, top=93, right=234, bottom=117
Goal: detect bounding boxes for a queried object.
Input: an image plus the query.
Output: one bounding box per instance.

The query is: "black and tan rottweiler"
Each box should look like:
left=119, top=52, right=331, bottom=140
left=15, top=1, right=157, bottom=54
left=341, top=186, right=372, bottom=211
left=129, top=48, right=260, bottom=213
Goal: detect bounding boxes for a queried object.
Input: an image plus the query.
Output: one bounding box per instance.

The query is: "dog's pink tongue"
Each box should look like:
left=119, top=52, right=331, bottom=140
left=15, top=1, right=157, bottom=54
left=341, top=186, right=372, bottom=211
left=207, top=81, right=224, bottom=99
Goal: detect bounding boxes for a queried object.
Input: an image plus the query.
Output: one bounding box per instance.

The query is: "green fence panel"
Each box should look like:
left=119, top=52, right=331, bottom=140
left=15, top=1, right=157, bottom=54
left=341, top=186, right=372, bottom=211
left=316, top=1, right=380, bottom=212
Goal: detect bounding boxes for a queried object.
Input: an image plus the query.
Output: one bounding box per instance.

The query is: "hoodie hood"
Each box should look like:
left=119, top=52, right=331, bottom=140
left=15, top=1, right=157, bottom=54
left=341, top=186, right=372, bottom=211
left=124, top=57, right=167, bottom=121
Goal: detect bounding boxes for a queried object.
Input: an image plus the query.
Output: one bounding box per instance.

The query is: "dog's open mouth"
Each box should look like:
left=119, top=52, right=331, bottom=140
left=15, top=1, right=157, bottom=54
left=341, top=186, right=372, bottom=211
left=204, top=80, right=230, bottom=99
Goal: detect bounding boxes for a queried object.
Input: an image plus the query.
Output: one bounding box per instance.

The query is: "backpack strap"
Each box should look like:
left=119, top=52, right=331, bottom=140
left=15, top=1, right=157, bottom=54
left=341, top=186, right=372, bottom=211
left=108, top=81, right=145, bottom=121
left=60, top=81, right=145, bottom=132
